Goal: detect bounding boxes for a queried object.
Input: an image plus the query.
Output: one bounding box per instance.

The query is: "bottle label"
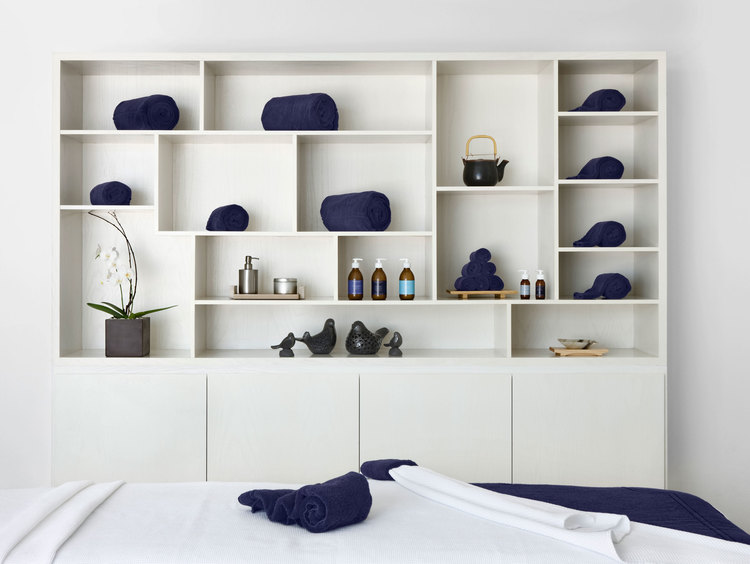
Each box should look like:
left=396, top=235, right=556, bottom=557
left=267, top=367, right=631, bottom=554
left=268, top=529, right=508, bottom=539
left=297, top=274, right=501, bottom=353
left=348, top=279, right=363, bottom=296
left=399, top=279, right=415, bottom=296
left=520, top=285, right=530, bottom=297
left=372, top=280, right=387, bottom=298
left=536, top=285, right=545, bottom=299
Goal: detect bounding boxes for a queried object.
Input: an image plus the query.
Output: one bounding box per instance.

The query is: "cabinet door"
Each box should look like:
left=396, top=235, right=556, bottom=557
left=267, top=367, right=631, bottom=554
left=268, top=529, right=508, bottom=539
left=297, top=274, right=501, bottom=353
left=208, top=372, right=359, bottom=483
left=513, top=372, right=665, bottom=487
left=53, top=373, right=207, bottom=483
left=360, top=373, right=512, bottom=483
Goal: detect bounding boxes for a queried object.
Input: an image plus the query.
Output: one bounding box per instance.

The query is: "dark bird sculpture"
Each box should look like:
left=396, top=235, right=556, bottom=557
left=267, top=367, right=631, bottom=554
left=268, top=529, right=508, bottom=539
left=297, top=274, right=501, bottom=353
left=296, top=318, right=337, bottom=355
left=271, top=332, right=297, bottom=357
left=345, top=321, right=389, bottom=355
left=384, top=331, right=403, bottom=357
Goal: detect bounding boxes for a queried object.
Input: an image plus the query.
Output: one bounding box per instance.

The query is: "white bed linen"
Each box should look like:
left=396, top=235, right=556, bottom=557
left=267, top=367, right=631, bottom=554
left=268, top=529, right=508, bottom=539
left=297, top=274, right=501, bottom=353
left=2, top=480, right=750, bottom=564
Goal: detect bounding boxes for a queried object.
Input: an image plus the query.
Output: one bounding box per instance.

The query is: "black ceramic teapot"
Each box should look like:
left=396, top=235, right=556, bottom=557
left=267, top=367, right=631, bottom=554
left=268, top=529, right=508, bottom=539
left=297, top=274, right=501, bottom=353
left=462, top=135, right=509, bottom=186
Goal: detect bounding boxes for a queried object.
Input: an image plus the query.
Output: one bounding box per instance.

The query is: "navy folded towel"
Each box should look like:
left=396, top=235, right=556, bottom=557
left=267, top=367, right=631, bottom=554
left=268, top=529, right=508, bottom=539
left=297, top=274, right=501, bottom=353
left=113, top=94, right=180, bottom=130
left=89, top=181, right=131, bottom=206
left=360, top=459, right=418, bottom=481
left=488, top=275, right=504, bottom=291
left=239, top=472, right=371, bottom=533
left=573, top=221, right=626, bottom=247
left=461, top=261, right=483, bottom=277
left=470, top=248, right=492, bottom=263
left=569, top=89, right=626, bottom=112
left=454, top=276, right=478, bottom=291
left=320, top=191, right=391, bottom=231
left=454, top=248, right=503, bottom=292
left=567, top=156, right=624, bottom=180
left=261, top=93, right=339, bottom=131
left=206, top=204, right=249, bottom=231
left=574, top=273, right=632, bottom=300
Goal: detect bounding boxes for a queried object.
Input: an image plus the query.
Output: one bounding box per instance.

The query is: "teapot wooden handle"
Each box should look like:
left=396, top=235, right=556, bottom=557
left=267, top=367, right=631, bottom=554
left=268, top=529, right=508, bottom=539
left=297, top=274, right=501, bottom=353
left=465, top=135, right=497, bottom=158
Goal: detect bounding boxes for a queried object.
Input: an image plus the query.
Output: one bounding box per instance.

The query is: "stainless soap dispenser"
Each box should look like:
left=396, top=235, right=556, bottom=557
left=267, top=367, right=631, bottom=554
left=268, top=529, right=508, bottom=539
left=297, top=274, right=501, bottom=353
left=238, top=256, right=259, bottom=294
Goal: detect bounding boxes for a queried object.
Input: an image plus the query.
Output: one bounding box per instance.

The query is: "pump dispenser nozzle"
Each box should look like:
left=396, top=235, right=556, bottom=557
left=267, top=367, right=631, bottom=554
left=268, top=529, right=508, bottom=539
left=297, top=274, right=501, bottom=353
left=351, top=257, right=363, bottom=268
left=536, top=269, right=544, bottom=279
left=374, top=257, right=386, bottom=268
left=400, top=258, right=411, bottom=268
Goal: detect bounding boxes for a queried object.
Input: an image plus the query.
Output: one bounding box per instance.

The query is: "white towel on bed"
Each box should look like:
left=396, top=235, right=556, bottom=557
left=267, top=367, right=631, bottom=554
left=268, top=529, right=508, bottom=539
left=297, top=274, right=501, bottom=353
left=390, top=465, right=629, bottom=561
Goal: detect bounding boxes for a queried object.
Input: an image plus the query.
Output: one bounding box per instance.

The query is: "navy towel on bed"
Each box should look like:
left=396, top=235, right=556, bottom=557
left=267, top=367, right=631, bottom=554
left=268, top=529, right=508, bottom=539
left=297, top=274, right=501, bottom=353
left=573, top=221, right=626, bottom=247
left=206, top=204, right=249, bottom=231
left=261, top=93, right=339, bottom=131
left=569, top=89, right=626, bottom=112
left=360, top=459, right=418, bottom=481
left=238, top=472, right=372, bottom=533
left=567, top=156, right=624, bottom=180
left=474, top=483, right=750, bottom=545
left=320, top=191, right=391, bottom=231
left=574, top=273, right=631, bottom=299
left=89, top=181, right=132, bottom=206
left=113, top=94, right=180, bottom=130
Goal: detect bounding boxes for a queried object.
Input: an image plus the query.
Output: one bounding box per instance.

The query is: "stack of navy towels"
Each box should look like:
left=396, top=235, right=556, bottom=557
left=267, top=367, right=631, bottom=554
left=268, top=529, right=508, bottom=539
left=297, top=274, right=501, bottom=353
left=454, top=248, right=504, bottom=292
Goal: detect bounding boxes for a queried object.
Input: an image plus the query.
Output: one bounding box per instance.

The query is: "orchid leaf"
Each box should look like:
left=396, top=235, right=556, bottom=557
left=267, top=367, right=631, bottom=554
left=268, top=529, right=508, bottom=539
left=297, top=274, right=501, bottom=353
left=102, top=301, right=126, bottom=316
left=86, top=302, right=126, bottom=318
left=130, top=305, right=178, bottom=318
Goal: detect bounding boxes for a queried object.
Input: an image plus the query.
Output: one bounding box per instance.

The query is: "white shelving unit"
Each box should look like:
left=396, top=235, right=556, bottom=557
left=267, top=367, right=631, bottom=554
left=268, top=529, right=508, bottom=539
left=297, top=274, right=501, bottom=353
left=52, top=52, right=666, bottom=486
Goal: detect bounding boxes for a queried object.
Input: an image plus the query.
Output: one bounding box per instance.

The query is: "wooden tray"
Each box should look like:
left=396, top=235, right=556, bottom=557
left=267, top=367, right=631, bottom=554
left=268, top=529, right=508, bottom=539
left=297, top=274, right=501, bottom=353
left=549, top=347, right=609, bottom=357
left=231, top=293, right=300, bottom=300
left=446, top=290, right=518, bottom=300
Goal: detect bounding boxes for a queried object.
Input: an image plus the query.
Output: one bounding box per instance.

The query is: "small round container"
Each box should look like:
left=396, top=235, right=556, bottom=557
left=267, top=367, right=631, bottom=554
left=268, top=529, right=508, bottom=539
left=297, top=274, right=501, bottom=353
left=274, top=278, right=297, bottom=295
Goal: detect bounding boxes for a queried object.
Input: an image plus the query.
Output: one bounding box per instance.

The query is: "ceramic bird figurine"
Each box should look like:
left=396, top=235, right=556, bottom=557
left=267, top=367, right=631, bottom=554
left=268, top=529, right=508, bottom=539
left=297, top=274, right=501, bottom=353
left=271, top=332, right=297, bottom=357
left=384, top=331, right=403, bottom=357
left=345, top=321, right=389, bottom=355
left=296, top=318, right=336, bottom=354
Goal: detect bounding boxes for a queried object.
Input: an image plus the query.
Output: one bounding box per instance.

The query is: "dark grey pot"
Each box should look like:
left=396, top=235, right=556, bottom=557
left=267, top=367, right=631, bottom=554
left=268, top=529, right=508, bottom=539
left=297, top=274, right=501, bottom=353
left=105, top=317, right=150, bottom=357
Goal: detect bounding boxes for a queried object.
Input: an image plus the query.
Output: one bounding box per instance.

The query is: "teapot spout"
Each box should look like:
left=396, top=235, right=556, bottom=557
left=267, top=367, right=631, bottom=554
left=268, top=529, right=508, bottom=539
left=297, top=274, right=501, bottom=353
left=496, top=159, right=509, bottom=182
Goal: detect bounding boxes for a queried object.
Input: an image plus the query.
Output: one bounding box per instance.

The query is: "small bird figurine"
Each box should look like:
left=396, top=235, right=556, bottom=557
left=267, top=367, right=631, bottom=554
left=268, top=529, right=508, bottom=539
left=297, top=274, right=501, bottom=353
left=384, top=331, right=403, bottom=357
left=271, top=332, right=297, bottom=357
left=345, top=321, right=389, bottom=355
left=295, top=318, right=336, bottom=355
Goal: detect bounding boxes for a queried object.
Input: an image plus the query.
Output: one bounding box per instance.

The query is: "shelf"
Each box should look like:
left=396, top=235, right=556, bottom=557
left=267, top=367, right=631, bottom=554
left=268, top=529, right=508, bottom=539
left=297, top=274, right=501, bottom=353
left=60, top=205, right=155, bottom=212
left=558, top=179, right=658, bottom=186
left=558, top=112, right=657, bottom=125
left=436, top=186, right=554, bottom=194
left=558, top=247, right=658, bottom=253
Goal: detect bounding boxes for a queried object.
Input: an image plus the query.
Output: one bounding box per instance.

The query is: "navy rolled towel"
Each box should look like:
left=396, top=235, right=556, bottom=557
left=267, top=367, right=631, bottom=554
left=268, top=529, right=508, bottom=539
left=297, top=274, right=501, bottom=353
left=454, top=276, right=478, bottom=291
left=574, top=273, right=632, bottom=300
left=482, top=262, right=497, bottom=275
left=461, top=261, right=483, bottom=277
left=488, top=275, right=504, bottom=291
left=292, top=472, right=372, bottom=533
left=469, top=248, right=492, bottom=263
left=113, top=94, right=180, bottom=130
left=474, top=275, right=490, bottom=291
left=89, top=181, right=131, bottom=206
left=320, top=191, right=391, bottom=231
left=569, top=89, right=626, bottom=112
left=567, top=156, right=624, bottom=180
left=360, top=459, right=418, bottom=481
left=238, top=489, right=297, bottom=525
left=573, top=221, right=626, bottom=247
left=206, top=204, right=249, bottom=231
left=261, top=93, right=339, bottom=131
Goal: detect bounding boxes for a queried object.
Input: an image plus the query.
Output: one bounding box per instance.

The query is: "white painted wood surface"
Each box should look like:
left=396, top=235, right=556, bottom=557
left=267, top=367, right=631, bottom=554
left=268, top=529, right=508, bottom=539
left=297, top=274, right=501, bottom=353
left=512, top=372, right=665, bottom=487
left=52, top=373, right=207, bottom=483
left=360, top=372, right=512, bottom=482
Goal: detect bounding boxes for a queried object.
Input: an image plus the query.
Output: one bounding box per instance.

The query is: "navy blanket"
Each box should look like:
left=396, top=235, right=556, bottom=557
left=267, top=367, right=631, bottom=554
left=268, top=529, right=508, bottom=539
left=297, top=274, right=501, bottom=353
left=475, top=483, right=750, bottom=546
left=361, top=459, right=418, bottom=481
left=113, top=94, right=180, bottom=130
left=261, top=93, right=339, bottom=131
left=206, top=204, right=249, bottom=231
left=570, top=89, right=626, bottom=112
left=574, top=221, right=626, bottom=247
left=574, top=272, right=631, bottom=299
left=239, top=472, right=371, bottom=533
left=567, top=156, right=624, bottom=180
left=89, top=181, right=131, bottom=206
left=320, top=191, right=391, bottom=231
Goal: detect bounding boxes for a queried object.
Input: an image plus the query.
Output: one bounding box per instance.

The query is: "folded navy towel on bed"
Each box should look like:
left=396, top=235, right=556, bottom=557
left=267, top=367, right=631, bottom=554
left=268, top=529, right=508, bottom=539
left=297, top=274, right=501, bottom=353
left=573, top=273, right=631, bottom=299
left=113, top=94, right=180, bottom=130
left=206, top=204, right=249, bottom=231
left=573, top=221, right=626, bottom=247
left=569, top=89, right=626, bottom=112
left=361, top=459, right=418, bottom=480
left=320, top=191, right=391, bottom=231
left=261, top=93, right=339, bottom=131
left=239, top=472, right=372, bottom=533
left=567, top=156, right=624, bottom=180
left=89, top=181, right=132, bottom=206
left=474, top=482, right=750, bottom=545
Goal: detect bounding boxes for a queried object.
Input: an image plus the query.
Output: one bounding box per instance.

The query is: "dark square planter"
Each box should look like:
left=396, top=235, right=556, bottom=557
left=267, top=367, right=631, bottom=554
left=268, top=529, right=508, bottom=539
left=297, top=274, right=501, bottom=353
left=105, top=317, right=150, bottom=357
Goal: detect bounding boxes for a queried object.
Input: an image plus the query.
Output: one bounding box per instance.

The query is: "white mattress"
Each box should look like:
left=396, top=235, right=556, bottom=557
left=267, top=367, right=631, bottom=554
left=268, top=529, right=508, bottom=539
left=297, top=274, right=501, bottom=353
left=2, top=480, right=750, bottom=564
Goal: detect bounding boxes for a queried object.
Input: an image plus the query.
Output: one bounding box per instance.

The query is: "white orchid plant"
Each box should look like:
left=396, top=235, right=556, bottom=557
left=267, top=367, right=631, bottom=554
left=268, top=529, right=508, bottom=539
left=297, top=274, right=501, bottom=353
left=87, top=211, right=176, bottom=319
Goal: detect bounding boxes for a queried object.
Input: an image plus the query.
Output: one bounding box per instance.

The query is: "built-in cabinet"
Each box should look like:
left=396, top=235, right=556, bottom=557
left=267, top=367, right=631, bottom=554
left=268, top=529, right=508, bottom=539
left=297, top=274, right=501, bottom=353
left=53, top=52, right=666, bottom=488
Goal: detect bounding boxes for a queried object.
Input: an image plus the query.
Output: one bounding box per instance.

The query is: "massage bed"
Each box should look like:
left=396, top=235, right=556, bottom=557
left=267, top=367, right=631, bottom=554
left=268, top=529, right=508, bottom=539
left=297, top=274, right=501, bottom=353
left=2, top=463, right=749, bottom=563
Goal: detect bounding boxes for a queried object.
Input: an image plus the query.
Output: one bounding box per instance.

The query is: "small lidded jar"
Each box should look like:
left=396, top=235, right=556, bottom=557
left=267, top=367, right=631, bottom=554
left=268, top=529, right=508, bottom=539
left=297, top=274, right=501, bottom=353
left=273, top=278, right=297, bottom=294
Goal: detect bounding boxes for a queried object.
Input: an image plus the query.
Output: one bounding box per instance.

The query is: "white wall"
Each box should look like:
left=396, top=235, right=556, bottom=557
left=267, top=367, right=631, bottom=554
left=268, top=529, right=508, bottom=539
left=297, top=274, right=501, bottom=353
left=1, top=0, right=749, bottom=530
